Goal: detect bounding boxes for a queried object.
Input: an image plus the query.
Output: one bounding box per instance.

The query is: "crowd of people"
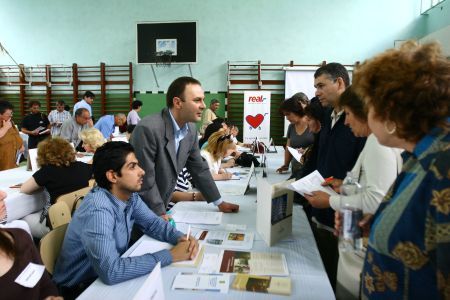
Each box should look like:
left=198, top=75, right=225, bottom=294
left=0, top=41, right=448, bottom=299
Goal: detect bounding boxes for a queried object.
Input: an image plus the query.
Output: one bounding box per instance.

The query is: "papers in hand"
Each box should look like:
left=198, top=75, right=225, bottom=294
left=172, top=273, right=230, bottom=293
left=288, top=170, right=338, bottom=197
left=287, top=146, right=302, bottom=162
left=171, top=211, right=223, bottom=225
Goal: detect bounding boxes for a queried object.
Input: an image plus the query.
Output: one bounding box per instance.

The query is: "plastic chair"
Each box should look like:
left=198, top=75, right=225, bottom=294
left=56, top=186, right=91, bottom=213
left=39, top=223, right=68, bottom=274
left=48, top=202, right=71, bottom=229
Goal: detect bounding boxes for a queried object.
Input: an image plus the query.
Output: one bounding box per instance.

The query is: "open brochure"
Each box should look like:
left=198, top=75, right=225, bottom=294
left=232, top=274, right=291, bottom=296
left=129, top=239, right=204, bottom=267
left=217, top=250, right=289, bottom=276
left=287, top=170, right=338, bottom=197
left=196, top=230, right=254, bottom=250
left=287, top=146, right=302, bottom=162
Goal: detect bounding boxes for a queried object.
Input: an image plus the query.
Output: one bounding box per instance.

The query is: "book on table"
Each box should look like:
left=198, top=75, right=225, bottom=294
left=232, top=274, right=291, bottom=296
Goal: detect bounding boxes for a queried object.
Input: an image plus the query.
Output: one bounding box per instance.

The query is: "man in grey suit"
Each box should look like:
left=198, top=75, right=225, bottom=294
left=131, top=77, right=239, bottom=216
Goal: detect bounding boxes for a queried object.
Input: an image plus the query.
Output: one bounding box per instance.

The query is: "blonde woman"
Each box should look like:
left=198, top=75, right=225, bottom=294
left=79, top=127, right=106, bottom=163
left=200, top=131, right=237, bottom=180
left=20, top=137, right=92, bottom=238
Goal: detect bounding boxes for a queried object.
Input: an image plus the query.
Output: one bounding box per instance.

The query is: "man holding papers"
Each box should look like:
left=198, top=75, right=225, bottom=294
left=53, top=142, right=198, bottom=299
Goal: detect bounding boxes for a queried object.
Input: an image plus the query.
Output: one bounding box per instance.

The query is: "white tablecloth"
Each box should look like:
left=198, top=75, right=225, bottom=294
left=79, top=147, right=335, bottom=300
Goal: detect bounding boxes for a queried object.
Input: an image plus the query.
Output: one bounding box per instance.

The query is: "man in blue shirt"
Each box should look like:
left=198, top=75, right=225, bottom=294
left=53, top=141, right=198, bottom=298
left=94, top=113, right=126, bottom=139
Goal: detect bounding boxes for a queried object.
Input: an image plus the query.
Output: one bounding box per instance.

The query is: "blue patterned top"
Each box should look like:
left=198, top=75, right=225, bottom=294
left=362, top=121, right=450, bottom=299
left=53, top=187, right=184, bottom=287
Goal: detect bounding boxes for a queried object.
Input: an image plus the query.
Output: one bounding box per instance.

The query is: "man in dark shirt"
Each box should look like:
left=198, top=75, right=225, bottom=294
left=21, top=101, right=50, bottom=149
left=304, top=63, right=366, bottom=291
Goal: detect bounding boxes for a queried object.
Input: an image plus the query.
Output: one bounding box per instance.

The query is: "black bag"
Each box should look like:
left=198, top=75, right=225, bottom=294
left=235, top=152, right=260, bottom=167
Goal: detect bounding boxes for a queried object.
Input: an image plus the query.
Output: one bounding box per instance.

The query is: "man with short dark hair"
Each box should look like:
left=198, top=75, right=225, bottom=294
left=200, top=98, right=220, bottom=134
left=60, top=108, right=91, bottom=149
left=48, top=100, right=71, bottom=136
left=131, top=76, right=239, bottom=216
left=304, top=63, right=366, bottom=291
left=73, top=91, right=95, bottom=124
left=53, top=141, right=198, bottom=298
left=20, top=101, right=50, bottom=149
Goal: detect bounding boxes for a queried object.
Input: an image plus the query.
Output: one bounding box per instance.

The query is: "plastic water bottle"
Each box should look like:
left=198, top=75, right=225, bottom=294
left=339, top=172, right=363, bottom=252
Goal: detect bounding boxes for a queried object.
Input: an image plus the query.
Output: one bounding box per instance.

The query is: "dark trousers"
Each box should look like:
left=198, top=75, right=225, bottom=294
left=311, top=222, right=339, bottom=292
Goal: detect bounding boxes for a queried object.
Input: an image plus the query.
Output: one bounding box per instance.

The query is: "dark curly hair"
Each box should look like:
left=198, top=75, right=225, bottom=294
left=337, top=85, right=367, bottom=122
left=37, top=137, right=76, bottom=167
left=353, top=41, right=449, bottom=142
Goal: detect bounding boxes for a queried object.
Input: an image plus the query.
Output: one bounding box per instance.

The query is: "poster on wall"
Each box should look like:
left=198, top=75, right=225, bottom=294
left=243, top=91, right=271, bottom=145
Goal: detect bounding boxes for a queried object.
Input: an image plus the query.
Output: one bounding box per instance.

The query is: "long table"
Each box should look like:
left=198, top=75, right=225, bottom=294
left=79, top=149, right=335, bottom=299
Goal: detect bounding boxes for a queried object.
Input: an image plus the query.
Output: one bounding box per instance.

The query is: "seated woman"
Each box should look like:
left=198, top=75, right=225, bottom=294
left=305, top=86, right=403, bottom=299
left=0, top=228, right=61, bottom=300
left=199, top=118, right=228, bottom=149
left=201, top=131, right=237, bottom=181
left=78, top=127, right=106, bottom=163
left=0, top=100, right=24, bottom=171
left=166, top=167, right=205, bottom=211
left=20, top=137, right=92, bottom=238
left=276, top=96, right=314, bottom=174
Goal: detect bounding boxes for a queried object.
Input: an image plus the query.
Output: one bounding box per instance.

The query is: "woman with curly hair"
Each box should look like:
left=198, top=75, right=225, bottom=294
left=20, top=137, right=92, bottom=238
left=201, top=130, right=237, bottom=180
left=350, top=41, right=450, bottom=299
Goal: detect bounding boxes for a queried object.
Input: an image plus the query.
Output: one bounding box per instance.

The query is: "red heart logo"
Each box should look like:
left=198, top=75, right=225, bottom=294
left=246, top=114, right=265, bottom=129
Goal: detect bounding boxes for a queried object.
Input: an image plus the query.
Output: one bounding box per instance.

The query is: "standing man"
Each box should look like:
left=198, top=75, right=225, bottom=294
left=304, top=63, right=366, bottom=291
left=131, top=77, right=239, bottom=216
left=94, top=113, right=127, bottom=139
left=200, top=99, right=220, bottom=135
left=20, top=101, right=50, bottom=149
left=60, top=108, right=91, bottom=150
left=73, top=91, right=95, bottom=125
left=48, top=100, right=71, bottom=136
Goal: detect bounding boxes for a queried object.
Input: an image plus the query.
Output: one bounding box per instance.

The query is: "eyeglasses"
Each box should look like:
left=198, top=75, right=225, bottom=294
left=218, top=134, right=232, bottom=142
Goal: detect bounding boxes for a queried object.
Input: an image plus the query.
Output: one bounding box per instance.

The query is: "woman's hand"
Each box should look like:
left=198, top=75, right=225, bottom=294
left=276, top=165, right=289, bottom=173
left=322, top=178, right=343, bottom=193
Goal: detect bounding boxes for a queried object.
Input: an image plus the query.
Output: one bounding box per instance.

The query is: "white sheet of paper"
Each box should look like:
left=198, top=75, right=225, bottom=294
left=225, top=224, right=247, bottom=231
left=172, top=211, right=223, bottom=225
left=198, top=253, right=220, bottom=274
left=14, top=262, right=45, bottom=288
left=27, top=148, right=39, bottom=172
left=288, top=170, right=338, bottom=196
left=287, top=146, right=302, bottom=162
left=172, top=273, right=230, bottom=293
left=132, top=262, right=165, bottom=300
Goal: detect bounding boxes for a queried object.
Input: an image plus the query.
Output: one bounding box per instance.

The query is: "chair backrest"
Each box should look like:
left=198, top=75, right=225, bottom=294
left=88, top=179, right=96, bottom=188
left=48, top=202, right=72, bottom=229
left=39, top=223, right=68, bottom=274
left=56, top=186, right=91, bottom=213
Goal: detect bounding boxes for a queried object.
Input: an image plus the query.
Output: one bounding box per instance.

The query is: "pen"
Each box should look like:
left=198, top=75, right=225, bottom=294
left=186, top=224, right=191, bottom=239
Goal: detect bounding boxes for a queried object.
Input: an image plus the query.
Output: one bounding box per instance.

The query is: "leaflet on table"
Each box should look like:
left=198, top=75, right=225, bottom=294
left=132, top=262, right=165, bottom=300
left=232, top=274, right=291, bottom=296
left=216, top=250, right=289, bottom=276
left=172, top=273, right=230, bottom=293
left=171, top=211, right=223, bottom=225
left=196, top=230, right=254, bottom=250
left=287, top=170, right=338, bottom=197
left=287, top=146, right=302, bottom=162
left=129, top=239, right=204, bottom=267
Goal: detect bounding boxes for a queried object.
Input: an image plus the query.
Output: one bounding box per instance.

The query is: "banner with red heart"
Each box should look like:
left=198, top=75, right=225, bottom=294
left=246, top=114, right=265, bottom=129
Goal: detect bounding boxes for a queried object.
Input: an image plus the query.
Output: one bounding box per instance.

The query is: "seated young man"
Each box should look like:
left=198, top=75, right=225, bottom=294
left=53, top=141, right=198, bottom=297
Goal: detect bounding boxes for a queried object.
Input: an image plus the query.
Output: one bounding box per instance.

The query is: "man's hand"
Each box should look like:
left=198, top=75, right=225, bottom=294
left=304, top=191, right=331, bottom=208
left=178, top=235, right=199, bottom=260
left=321, top=178, right=343, bottom=193
left=218, top=201, right=239, bottom=213
left=160, top=214, right=171, bottom=222
left=170, top=240, right=195, bottom=262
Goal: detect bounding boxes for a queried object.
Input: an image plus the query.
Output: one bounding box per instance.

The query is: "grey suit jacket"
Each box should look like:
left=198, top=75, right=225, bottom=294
left=130, top=108, right=221, bottom=215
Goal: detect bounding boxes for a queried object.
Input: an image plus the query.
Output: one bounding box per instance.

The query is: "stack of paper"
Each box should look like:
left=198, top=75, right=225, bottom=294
left=171, top=211, right=223, bottom=225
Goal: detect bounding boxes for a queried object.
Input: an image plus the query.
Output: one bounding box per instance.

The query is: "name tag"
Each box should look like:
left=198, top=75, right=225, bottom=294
left=14, top=263, right=45, bottom=288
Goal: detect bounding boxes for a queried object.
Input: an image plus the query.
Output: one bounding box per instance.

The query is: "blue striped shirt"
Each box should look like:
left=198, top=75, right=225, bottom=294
left=53, top=187, right=184, bottom=287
